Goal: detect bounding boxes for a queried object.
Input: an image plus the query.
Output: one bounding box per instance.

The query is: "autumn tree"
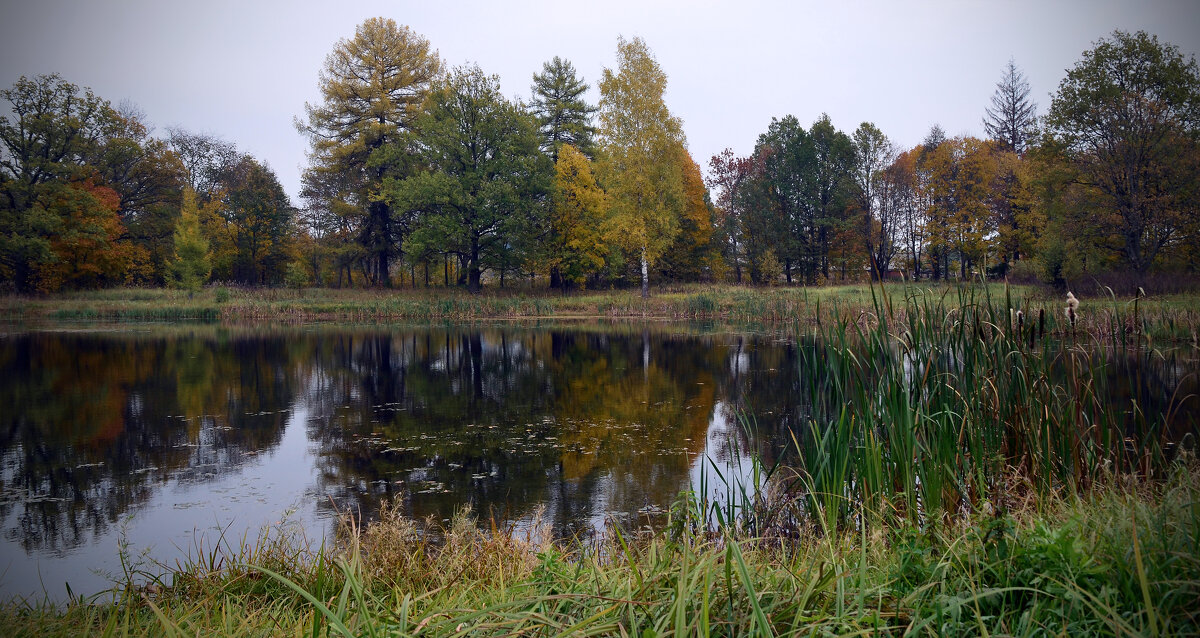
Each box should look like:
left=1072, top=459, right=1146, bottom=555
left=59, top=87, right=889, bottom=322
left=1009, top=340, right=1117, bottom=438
left=393, top=65, right=550, bottom=293
left=549, top=144, right=609, bottom=288
left=598, top=36, right=687, bottom=298
left=917, top=125, right=948, bottom=279
left=707, top=149, right=754, bottom=283
left=531, top=57, right=598, bottom=162
left=167, top=187, right=210, bottom=292
left=924, top=136, right=997, bottom=279
left=886, top=149, right=924, bottom=279
left=852, top=122, right=898, bottom=278
left=1045, top=30, right=1200, bottom=274
left=659, top=150, right=717, bottom=281
left=82, top=107, right=187, bottom=284
left=298, top=18, right=442, bottom=286
left=983, top=59, right=1038, bottom=154
left=988, top=148, right=1034, bottom=266
left=0, top=74, right=124, bottom=291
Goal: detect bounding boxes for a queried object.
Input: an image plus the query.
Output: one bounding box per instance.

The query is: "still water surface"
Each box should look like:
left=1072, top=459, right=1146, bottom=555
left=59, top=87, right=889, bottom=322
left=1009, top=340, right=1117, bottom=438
left=0, top=322, right=1196, bottom=601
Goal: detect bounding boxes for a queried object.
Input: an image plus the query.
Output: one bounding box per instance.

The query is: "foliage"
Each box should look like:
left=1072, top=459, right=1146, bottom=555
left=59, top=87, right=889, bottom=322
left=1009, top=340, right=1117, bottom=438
left=298, top=18, right=442, bottom=286
left=923, top=136, right=997, bottom=279
left=530, top=57, right=598, bottom=162
left=707, top=149, right=754, bottom=283
left=167, top=188, right=210, bottom=291
left=214, top=157, right=294, bottom=285
left=0, top=74, right=123, bottom=291
left=658, top=150, right=717, bottom=281
left=549, top=144, right=609, bottom=287
left=598, top=36, right=687, bottom=298
left=1045, top=30, right=1200, bottom=274
left=393, top=65, right=551, bottom=293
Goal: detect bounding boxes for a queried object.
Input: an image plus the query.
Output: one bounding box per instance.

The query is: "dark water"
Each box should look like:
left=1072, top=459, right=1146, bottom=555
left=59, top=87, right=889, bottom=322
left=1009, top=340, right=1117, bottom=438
left=0, top=322, right=1196, bottom=601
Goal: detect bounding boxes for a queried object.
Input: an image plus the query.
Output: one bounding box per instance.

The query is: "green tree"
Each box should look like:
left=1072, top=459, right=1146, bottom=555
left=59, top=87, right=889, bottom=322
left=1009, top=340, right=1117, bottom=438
left=752, top=115, right=810, bottom=283
left=168, top=188, right=211, bottom=292
left=298, top=18, right=442, bottom=286
left=531, top=57, right=598, bottom=162
left=598, top=36, right=687, bottom=298
left=220, top=157, right=294, bottom=285
left=807, top=115, right=856, bottom=281
left=1045, top=30, right=1200, bottom=274
left=394, top=65, right=550, bottom=293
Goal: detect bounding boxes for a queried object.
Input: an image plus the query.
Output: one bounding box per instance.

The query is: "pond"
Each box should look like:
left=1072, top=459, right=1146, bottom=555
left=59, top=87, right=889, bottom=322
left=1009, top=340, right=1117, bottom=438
left=0, top=321, right=1196, bottom=601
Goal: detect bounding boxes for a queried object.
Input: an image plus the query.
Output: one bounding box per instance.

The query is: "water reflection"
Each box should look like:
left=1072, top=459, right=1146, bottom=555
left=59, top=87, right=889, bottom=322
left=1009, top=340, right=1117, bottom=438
left=0, top=323, right=1195, bottom=600
left=0, top=330, right=297, bottom=554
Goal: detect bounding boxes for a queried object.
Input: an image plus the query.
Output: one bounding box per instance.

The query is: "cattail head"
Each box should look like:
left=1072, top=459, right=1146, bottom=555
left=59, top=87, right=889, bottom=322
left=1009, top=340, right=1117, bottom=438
left=1065, top=292, right=1079, bottom=327
left=1016, top=309, right=1025, bottom=330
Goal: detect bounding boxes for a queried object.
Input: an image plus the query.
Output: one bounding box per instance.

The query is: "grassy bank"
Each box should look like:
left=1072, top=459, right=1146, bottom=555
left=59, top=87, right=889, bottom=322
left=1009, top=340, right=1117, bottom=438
left=0, top=283, right=898, bottom=323
left=1, top=282, right=1199, bottom=341
left=3, top=466, right=1196, bottom=636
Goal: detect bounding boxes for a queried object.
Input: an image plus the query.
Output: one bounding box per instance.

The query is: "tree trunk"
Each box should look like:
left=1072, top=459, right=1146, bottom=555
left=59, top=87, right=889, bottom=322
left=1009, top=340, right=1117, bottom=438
left=640, top=246, right=649, bottom=299
left=549, top=266, right=562, bottom=291
left=377, top=250, right=389, bottom=288
left=468, top=238, right=482, bottom=293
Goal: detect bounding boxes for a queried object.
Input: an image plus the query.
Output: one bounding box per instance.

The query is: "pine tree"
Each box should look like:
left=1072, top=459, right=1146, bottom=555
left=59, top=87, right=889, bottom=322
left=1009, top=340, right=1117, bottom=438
left=531, top=57, right=598, bottom=162
left=983, top=59, right=1038, bottom=154
left=298, top=18, right=442, bottom=286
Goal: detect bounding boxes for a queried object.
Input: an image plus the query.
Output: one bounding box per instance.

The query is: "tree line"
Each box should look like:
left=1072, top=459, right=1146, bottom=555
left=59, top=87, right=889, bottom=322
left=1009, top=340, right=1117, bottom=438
left=2, top=23, right=1196, bottom=295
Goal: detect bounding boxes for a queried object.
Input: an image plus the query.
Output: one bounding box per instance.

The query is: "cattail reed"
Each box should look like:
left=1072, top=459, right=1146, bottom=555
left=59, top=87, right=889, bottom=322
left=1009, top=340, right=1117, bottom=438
left=1066, top=292, right=1079, bottom=329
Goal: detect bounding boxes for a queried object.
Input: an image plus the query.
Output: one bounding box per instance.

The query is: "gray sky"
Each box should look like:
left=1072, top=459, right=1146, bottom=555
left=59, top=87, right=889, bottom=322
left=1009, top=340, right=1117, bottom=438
left=3, top=0, right=1199, bottom=203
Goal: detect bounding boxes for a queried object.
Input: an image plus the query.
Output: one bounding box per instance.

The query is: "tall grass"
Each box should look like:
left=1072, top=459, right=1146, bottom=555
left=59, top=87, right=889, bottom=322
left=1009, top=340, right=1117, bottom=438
left=750, top=282, right=1198, bottom=536
left=4, top=465, right=1196, bottom=636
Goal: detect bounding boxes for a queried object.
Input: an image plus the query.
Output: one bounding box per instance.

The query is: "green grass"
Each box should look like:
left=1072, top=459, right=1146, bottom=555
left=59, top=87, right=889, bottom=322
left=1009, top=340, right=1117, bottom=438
left=2, top=283, right=1197, bottom=342
left=2, top=466, right=1196, bottom=636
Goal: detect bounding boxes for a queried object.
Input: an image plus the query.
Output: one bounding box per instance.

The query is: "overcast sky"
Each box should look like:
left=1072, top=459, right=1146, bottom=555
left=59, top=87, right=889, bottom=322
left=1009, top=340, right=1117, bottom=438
left=3, top=0, right=1198, bottom=202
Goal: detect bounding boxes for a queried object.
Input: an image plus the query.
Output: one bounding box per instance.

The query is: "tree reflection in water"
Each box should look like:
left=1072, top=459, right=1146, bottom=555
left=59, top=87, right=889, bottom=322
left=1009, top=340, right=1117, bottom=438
left=0, top=324, right=1194, bottom=579
left=0, top=330, right=297, bottom=553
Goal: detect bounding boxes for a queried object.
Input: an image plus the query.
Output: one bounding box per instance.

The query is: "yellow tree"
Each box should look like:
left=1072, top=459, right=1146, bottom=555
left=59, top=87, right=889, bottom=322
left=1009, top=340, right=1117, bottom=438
left=598, top=36, right=686, bottom=298
left=551, top=144, right=609, bottom=288
left=989, top=149, right=1035, bottom=266
left=659, top=149, right=718, bottom=280
left=924, top=136, right=997, bottom=279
